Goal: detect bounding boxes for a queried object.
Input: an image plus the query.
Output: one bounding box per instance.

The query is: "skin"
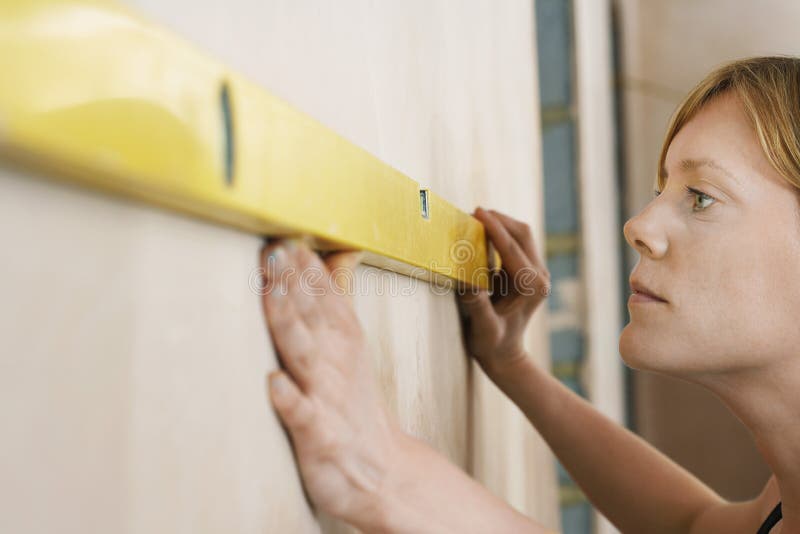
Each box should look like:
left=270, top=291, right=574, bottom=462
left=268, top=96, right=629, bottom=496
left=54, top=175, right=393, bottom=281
left=620, top=92, right=800, bottom=533
left=262, top=93, right=800, bottom=532
left=262, top=237, right=549, bottom=533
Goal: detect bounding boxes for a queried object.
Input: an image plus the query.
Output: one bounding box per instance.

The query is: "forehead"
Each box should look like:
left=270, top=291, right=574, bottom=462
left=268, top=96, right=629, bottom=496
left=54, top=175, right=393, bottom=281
left=661, top=157, right=740, bottom=185
left=661, top=94, right=765, bottom=185
left=667, top=96, right=753, bottom=162
left=660, top=95, right=800, bottom=206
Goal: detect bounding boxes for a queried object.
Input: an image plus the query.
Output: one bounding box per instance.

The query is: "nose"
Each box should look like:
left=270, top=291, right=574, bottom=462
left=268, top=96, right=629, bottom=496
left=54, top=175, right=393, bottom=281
left=623, top=203, right=668, bottom=259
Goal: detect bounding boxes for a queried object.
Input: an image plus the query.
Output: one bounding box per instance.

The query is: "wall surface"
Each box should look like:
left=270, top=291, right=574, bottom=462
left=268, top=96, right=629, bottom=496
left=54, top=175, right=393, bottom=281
left=613, top=0, right=800, bottom=501
left=573, top=1, right=624, bottom=531
left=536, top=0, right=625, bottom=532
left=0, top=1, right=560, bottom=532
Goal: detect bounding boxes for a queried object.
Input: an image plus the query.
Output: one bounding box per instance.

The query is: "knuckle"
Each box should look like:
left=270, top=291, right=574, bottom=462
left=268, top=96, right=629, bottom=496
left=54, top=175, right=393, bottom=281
left=539, top=268, right=551, bottom=286
left=295, top=244, right=314, bottom=267
left=539, top=277, right=552, bottom=297
left=487, top=326, right=502, bottom=345
left=496, top=233, right=511, bottom=250
left=267, top=296, right=292, bottom=319
left=315, top=427, right=342, bottom=460
left=293, top=349, right=316, bottom=371
left=298, top=245, right=324, bottom=273
left=290, top=403, right=316, bottom=430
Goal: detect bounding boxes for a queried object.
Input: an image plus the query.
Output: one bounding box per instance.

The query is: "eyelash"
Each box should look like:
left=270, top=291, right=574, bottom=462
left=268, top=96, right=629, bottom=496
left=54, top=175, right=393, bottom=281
left=653, top=186, right=716, bottom=211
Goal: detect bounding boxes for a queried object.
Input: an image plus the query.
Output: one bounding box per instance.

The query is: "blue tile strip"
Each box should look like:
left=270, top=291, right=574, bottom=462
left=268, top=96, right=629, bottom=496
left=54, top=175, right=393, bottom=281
left=535, top=1, right=594, bottom=532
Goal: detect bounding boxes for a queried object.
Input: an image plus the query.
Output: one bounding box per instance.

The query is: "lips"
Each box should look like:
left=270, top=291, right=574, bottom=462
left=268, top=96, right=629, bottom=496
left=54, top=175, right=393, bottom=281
left=629, top=278, right=667, bottom=302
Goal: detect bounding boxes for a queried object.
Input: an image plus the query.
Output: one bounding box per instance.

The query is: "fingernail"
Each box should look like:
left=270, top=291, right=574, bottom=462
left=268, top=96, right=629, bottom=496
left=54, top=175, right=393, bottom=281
left=285, top=239, right=299, bottom=251
left=268, top=246, right=286, bottom=268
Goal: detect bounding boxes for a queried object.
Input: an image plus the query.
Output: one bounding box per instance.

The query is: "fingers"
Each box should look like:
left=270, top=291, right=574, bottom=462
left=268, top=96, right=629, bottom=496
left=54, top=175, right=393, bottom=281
left=288, top=242, right=331, bottom=325
left=323, top=250, right=364, bottom=272
left=261, top=244, right=319, bottom=389
left=263, top=240, right=325, bottom=328
left=268, top=371, right=316, bottom=432
left=486, top=209, right=551, bottom=296
left=260, top=240, right=364, bottom=385
left=486, top=209, right=543, bottom=266
left=473, top=208, right=551, bottom=298
left=323, top=250, right=364, bottom=296
left=473, top=207, right=530, bottom=277
left=456, top=288, right=494, bottom=323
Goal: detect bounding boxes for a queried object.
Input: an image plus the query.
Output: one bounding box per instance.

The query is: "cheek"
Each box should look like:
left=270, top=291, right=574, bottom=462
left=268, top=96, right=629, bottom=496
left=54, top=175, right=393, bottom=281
left=618, top=241, right=764, bottom=372
left=674, top=241, right=773, bottom=364
left=736, top=249, right=800, bottom=354
left=682, top=232, right=800, bottom=365
left=619, top=220, right=800, bottom=373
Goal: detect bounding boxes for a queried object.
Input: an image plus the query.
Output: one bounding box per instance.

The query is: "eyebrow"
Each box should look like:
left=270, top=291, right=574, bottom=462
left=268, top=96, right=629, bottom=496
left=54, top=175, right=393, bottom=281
left=660, top=158, right=741, bottom=185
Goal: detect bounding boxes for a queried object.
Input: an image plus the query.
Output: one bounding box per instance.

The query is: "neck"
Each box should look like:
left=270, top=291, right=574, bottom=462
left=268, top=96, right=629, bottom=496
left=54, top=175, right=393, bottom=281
left=693, top=358, right=800, bottom=530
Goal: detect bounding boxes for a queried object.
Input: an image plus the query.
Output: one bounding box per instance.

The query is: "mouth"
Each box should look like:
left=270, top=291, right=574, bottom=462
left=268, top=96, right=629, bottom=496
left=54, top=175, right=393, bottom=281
left=629, top=279, right=668, bottom=304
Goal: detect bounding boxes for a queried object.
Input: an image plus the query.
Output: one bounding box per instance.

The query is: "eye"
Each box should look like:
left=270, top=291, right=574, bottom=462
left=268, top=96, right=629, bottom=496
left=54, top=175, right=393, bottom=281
left=684, top=185, right=715, bottom=211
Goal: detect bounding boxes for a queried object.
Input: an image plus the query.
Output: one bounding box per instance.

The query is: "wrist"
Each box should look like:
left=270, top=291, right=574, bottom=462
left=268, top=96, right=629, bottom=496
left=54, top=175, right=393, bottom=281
left=358, top=430, right=440, bottom=534
left=350, top=425, right=420, bottom=534
left=480, top=349, right=532, bottom=381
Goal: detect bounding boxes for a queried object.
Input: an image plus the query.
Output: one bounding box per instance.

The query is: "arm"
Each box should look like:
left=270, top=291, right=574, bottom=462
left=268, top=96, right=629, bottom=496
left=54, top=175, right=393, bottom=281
left=260, top=239, right=551, bottom=533
left=459, top=208, right=754, bottom=534
left=485, top=354, right=722, bottom=533
left=379, top=431, right=552, bottom=533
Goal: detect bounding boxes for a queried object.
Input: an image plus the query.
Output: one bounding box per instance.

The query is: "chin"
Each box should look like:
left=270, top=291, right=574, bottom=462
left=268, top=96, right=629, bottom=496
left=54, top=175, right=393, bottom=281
left=618, top=323, right=668, bottom=373
left=619, top=324, right=707, bottom=378
left=618, top=327, right=645, bottom=370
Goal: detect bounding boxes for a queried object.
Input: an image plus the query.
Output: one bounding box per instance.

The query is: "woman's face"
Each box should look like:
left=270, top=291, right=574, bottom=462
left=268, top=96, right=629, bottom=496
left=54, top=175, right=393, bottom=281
left=619, top=92, right=800, bottom=378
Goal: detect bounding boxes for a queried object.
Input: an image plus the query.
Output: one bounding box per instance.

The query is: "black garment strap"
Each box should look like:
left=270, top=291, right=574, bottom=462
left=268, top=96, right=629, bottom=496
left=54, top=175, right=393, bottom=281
left=757, top=502, right=782, bottom=534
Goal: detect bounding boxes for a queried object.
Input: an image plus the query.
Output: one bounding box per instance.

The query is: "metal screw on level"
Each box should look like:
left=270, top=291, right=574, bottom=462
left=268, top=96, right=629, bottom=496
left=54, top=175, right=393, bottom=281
left=420, top=189, right=430, bottom=219
left=220, top=81, right=235, bottom=186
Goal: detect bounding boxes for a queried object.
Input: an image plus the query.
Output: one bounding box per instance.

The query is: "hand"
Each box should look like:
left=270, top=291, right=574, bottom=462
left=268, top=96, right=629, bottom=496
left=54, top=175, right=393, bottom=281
left=456, top=208, right=551, bottom=375
left=260, top=239, right=400, bottom=530
left=261, top=237, right=553, bottom=534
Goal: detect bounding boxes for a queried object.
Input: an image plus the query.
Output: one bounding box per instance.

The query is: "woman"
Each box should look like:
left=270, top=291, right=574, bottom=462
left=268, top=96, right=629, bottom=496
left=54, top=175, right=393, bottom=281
left=260, top=56, right=800, bottom=533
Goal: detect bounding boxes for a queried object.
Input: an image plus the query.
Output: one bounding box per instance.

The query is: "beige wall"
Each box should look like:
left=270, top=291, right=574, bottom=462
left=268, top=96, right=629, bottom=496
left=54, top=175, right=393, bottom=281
left=613, top=0, right=800, bottom=500
left=0, top=1, right=560, bottom=532
left=574, top=1, right=625, bottom=531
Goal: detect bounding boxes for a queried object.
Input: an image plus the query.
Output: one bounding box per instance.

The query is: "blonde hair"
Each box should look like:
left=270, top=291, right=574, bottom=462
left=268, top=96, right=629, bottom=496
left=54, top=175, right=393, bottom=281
left=658, top=56, right=800, bottom=191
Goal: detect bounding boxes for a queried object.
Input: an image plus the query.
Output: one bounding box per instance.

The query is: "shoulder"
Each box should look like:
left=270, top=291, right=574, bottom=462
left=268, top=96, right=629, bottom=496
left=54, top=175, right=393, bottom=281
left=689, top=475, right=779, bottom=534
left=735, top=475, right=781, bottom=531
left=755, top=475, right=782, bottom=524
